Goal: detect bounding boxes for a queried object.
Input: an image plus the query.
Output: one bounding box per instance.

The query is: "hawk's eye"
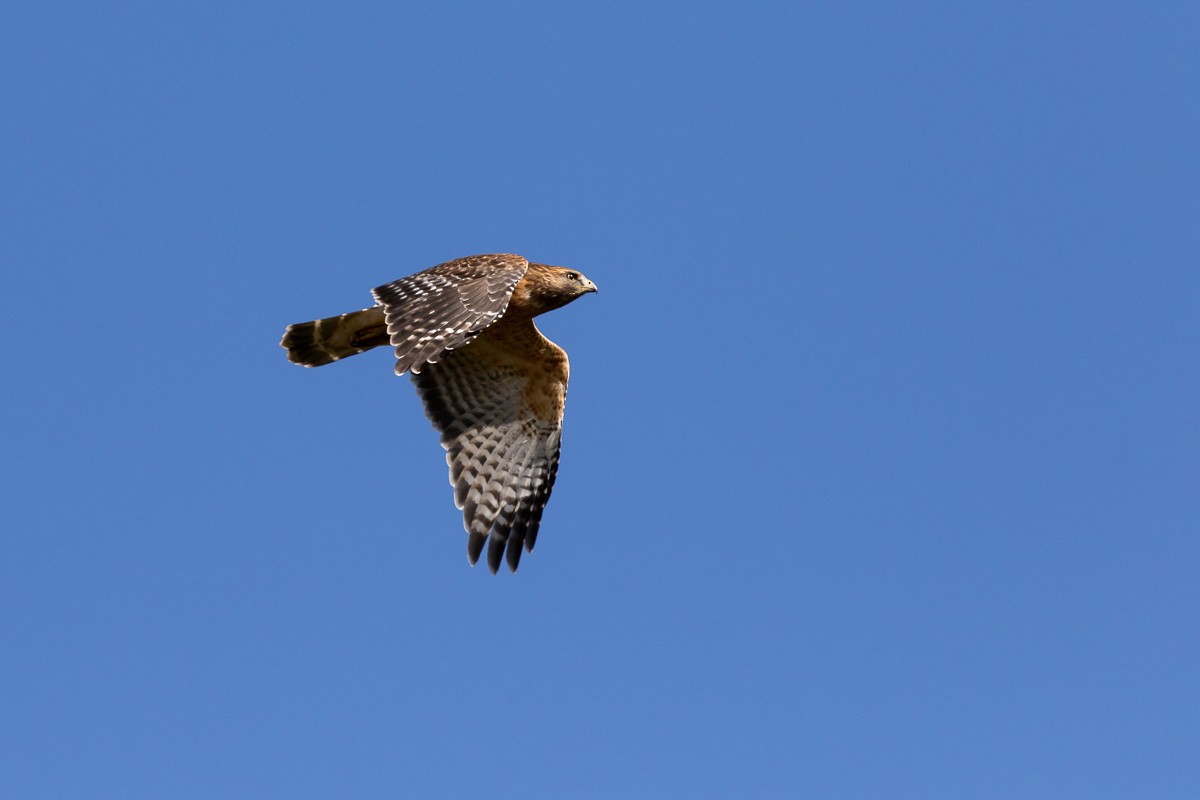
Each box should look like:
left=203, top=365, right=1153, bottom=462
left=567, top=271, right=580, bottom=281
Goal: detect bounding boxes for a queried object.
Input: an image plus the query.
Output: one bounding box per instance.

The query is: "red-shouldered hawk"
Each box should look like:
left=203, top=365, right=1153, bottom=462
left=280, top=254, right=597, bottom=573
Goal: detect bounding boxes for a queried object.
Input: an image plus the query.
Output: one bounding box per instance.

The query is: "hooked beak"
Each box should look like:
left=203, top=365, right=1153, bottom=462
left=583, top=278, right=598, bottom=294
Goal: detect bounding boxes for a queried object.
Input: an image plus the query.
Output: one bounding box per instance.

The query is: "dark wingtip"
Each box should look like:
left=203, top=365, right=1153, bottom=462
left=486, top=534, right=505, bottom=574
left=505, top=535, right=524, bottom=572
left=467, top=531, right=487, bottom=566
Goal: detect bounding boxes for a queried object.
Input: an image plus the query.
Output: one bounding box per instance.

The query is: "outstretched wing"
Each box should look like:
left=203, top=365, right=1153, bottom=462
left=371, top=253, right=529, bottom=376
left=410, top=320, right=568, bottom=573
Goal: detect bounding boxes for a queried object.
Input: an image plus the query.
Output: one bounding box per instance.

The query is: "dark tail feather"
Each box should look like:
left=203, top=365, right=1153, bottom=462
left=281, top=306, right=389, bottom=367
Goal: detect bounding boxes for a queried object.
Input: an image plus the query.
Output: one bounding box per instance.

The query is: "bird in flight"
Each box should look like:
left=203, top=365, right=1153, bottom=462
left=281, top=253, right=598, bottom=573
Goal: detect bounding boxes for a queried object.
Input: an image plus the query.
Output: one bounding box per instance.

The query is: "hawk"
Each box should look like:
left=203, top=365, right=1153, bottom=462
left=280, top=253, right=598, bottom=573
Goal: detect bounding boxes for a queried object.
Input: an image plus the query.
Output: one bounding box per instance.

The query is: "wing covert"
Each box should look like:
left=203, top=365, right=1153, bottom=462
left=371, top=253, right=528, bottom=375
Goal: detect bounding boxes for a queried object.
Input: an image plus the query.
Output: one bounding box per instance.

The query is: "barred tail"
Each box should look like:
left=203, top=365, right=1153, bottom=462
left=280, top=306, right=390, bottom=367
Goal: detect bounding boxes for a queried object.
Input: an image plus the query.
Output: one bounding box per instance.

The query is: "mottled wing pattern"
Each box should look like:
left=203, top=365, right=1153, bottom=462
left=410, top=326, right=567, bottom=573
left=371, top=253, right=528, bottom=375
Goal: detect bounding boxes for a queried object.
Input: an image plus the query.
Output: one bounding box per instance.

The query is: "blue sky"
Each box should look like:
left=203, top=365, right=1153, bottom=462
left=2, top=1, right=1197, bottom=797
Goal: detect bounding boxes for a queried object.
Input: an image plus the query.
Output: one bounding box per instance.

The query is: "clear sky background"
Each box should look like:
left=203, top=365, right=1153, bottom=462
left=2, top=2, right=1197, bottom=797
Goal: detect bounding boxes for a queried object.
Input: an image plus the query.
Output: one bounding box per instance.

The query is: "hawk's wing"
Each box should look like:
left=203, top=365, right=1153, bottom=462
left=371, top=253, right=529, bottom=375
left=411, top=320, right=567, bottom=573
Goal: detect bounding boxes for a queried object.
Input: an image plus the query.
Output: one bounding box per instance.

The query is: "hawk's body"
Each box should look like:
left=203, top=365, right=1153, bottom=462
left=281, top=254, right=596, bottom=573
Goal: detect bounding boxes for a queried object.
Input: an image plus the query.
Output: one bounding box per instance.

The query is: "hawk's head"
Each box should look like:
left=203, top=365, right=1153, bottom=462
left=526, top=264, right=598, bottom=312
left=555, top=267, right=598, bottom=297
